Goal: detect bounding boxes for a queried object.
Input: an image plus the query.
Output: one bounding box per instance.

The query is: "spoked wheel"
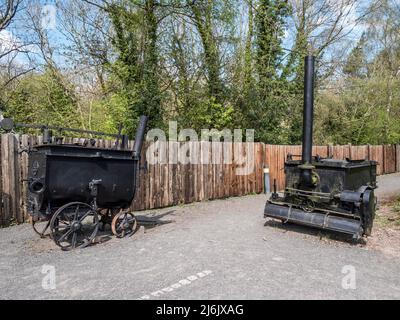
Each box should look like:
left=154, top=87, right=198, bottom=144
left=32, top=218, right=52, bottom=238
left=50, top=202, right=99, bottom=251
left=111, top=210, right=137, bottom=238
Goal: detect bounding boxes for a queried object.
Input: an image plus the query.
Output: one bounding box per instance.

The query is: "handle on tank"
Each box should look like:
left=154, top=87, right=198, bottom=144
left=132, top=115, right=148, bottom=160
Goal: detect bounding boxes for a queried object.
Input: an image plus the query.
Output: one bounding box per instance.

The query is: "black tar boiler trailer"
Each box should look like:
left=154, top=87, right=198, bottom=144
left=0, top=116, right=148, bottom=250
left=264, top=56, right=378, bottom=239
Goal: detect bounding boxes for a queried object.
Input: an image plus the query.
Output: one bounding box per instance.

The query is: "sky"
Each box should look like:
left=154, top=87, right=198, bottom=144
left=0, top=0, right=375, bottom=73
left=1, top=0, right=67, bottom=68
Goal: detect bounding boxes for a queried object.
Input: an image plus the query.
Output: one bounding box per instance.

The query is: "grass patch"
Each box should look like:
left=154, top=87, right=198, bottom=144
left=375, top=198, right=400, bottom=229
left=393, top=199, right=400, bottom=213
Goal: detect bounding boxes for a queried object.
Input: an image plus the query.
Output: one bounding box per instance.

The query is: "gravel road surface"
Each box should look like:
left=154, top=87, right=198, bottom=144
left=1, top=173, right=399, bottom=300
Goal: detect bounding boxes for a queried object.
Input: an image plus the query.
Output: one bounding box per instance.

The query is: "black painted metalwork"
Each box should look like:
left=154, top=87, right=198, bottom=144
left=264, top=56, right=378, bottom=240
left=302, top=56, right=314, bottom=166
left=1, top=116, right=148, bottom=250
left=300, top=56, right=315, bottom=187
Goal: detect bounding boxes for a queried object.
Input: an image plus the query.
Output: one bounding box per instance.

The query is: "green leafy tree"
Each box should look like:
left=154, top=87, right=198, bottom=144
left=106, top=0, right=163, bottom=135
left=4, top=69, right=79, bottom=129
left=248, top=0, right=291, bottom=143
left=343, top=33, right=368, bottom=78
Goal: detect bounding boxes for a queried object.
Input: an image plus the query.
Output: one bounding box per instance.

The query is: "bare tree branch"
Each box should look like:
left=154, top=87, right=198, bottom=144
left=0, top=0, right=21, bottom=31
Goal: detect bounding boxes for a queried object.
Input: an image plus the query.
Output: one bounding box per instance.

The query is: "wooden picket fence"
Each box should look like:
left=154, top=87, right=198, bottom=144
left=0, top=133, right=399, bottom=226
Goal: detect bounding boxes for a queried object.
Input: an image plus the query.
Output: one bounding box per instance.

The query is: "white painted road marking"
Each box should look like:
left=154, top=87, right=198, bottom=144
left=137, top=270, right=213, bottom=300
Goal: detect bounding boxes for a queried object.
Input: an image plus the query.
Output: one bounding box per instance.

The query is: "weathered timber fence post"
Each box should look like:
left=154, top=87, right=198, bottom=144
left=367, top=144, right=371, bottom=161
left=348, top=143, right=352, bottom=160
left=328, top=144, right=333, bottom=158
left=1, top=134, right=22, bottom=226
left=396, top=144, right=400, bottom=172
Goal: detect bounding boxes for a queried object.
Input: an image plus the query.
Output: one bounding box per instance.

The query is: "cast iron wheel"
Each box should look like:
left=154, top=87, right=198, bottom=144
left=50, top=202, right=99, bottom=251
left=362, top=189, right=376, bottom=236
left=32, top=218, right=52, bottom=238
left=111, top=211, right=137, bottom=238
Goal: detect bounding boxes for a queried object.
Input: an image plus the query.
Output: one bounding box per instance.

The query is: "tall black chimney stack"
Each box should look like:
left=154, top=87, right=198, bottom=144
left=300, top=56, right=315, bottom=186
left=302, top=55, right=315, bottom=164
